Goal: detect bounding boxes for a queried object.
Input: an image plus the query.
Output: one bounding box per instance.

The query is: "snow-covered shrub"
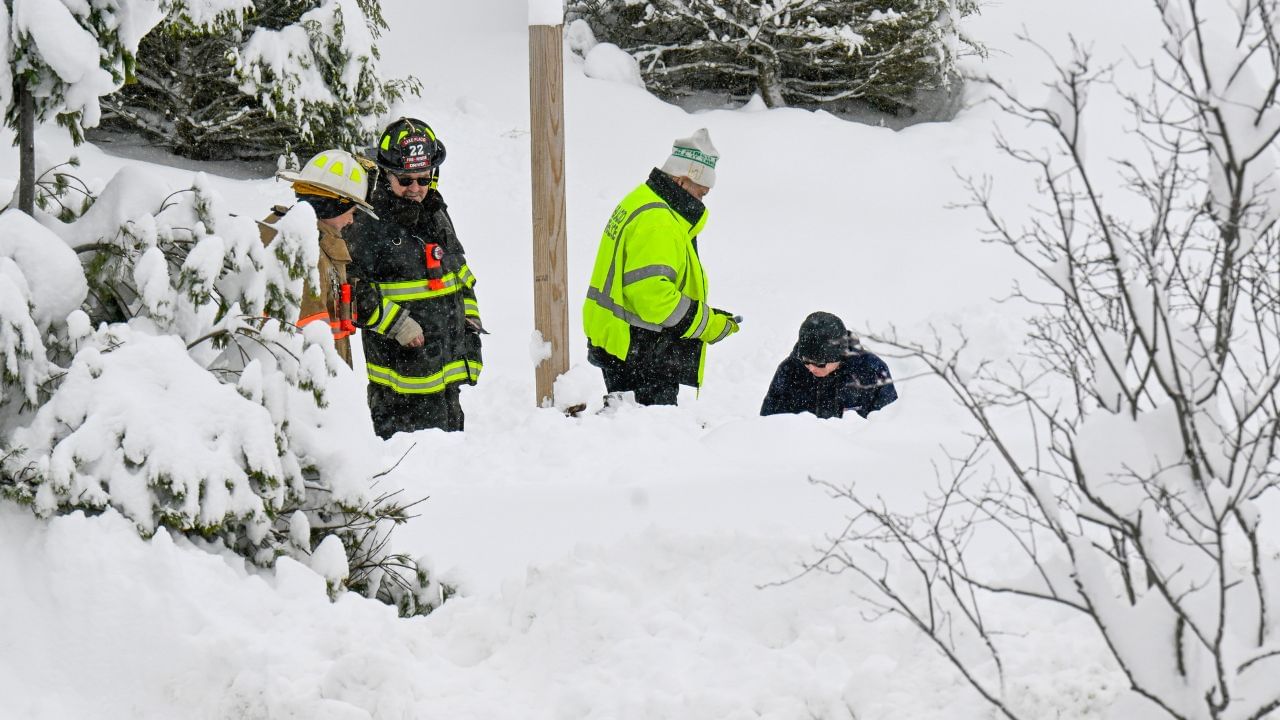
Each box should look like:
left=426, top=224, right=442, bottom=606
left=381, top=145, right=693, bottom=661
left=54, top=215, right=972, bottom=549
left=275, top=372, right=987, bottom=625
left=821, top=1, right=1280, bottom=717
left=0, top=208, right=83, bottom=423
left=0, top=167, right=447, bottom=616
left=100, top=0, right=418, bottom=161
left=567, top=0, right=982, bottom=115
left=29, top=158, right=98, bottom=222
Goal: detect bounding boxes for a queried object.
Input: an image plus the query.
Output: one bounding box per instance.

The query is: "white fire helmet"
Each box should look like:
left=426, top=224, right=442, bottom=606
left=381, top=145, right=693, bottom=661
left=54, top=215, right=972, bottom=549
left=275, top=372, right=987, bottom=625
left=276, top=149, right=378, bottom=216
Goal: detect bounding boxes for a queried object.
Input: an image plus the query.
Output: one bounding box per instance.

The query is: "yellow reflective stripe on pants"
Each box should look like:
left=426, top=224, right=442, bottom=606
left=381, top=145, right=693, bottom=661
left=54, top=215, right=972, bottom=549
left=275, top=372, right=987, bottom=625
left=366, top=360, right=483, bottom=395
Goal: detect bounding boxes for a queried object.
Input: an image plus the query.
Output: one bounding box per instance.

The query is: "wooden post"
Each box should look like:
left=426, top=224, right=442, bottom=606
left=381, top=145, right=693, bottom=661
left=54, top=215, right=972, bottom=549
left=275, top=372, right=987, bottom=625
left=529, top=23, right=569, bottom=407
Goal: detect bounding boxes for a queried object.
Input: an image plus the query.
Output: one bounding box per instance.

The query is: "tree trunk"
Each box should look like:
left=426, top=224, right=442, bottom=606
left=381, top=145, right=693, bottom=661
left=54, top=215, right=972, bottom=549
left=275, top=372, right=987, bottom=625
left=756, top=56, right=787, bottom=108
left=17, top=78, right=36, bottom=215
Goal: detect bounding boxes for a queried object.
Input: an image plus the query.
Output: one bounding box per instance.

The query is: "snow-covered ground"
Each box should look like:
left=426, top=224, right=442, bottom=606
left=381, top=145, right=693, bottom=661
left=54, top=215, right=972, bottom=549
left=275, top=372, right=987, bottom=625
left=1, top=1, right=1196, bottom=718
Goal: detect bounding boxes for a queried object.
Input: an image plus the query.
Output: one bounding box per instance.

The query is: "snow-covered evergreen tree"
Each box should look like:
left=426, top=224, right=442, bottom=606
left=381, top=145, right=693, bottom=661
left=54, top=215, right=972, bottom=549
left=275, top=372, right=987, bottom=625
left=101, top=0, right=417, bottom=161
left=0, top=168, right=447, bottom=616
left=1, top=0, right=167, bottom=212
left=568, top=0, right=981, bottom=115
left=1, top=0, right=163, bottom=140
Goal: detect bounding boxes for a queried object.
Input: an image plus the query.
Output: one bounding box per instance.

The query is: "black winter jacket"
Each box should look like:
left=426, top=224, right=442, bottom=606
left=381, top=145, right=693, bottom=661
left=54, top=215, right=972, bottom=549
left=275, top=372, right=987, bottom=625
left=346, top=186, right=482, bottom=394
left=760, top=346, right=897, bottom=419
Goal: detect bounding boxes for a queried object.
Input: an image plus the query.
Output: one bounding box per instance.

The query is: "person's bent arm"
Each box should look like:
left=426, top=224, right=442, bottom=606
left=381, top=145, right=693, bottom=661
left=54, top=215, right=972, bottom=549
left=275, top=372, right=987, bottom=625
left=844, top=354, right=897, bottom=418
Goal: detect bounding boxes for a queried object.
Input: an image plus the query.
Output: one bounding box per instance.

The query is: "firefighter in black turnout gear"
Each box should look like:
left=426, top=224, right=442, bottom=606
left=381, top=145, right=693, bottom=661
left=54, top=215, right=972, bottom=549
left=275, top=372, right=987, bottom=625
left=347, top=118, right=484, bottom=437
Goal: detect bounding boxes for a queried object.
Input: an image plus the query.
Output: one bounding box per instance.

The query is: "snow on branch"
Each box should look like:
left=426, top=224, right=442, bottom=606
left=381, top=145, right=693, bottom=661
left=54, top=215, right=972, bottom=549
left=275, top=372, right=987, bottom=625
left=569, top=0, right=981, bottom=114
left=819, top=1, right=1280, bottom=717
left=3, top=0, right=166, bottom=140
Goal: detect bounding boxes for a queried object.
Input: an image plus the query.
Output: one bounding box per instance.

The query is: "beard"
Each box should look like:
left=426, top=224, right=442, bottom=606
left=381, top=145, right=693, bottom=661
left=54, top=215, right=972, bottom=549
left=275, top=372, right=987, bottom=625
left=385, top=192, right=426, bottom=226
left=373, top=181, right=427, bottom=226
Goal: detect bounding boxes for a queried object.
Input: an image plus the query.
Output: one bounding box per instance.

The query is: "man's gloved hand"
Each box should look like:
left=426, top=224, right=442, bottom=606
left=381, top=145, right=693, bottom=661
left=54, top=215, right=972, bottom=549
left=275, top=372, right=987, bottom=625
left=390, top=314, right=425, bottom=347
left=710, top=307, right=743, bottom=325
left=700, top=309, right=739, bottom=344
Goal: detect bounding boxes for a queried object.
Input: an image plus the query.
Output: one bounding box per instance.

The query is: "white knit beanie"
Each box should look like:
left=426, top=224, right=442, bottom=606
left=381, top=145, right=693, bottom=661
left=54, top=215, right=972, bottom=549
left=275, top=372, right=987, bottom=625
left=660, top=128, right=719, bottom=188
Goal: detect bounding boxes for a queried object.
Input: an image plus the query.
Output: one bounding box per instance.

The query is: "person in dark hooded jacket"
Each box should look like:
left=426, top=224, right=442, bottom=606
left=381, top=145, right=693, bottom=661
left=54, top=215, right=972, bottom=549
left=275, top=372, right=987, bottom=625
left=346, top=118, right=484, bottom=437
left=761, top=311, right=897, bottom=419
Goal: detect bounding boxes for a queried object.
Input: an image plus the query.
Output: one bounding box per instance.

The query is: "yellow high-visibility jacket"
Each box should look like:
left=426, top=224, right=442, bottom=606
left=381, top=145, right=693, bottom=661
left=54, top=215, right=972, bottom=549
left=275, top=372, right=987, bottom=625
left=583, top=170, right=734, bottom=387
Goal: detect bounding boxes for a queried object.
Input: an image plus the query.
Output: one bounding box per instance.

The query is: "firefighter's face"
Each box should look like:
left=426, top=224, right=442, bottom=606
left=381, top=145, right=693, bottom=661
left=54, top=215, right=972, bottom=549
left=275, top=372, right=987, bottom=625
left=320, top=205, right=358, bottom=231
left=388, top=171, right=432, bottom=202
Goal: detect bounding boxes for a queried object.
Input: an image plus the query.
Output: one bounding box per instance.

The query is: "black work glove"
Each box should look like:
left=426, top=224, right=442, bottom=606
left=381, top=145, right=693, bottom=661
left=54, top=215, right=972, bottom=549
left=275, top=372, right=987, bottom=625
left=710, top=307, right=743, bottom=324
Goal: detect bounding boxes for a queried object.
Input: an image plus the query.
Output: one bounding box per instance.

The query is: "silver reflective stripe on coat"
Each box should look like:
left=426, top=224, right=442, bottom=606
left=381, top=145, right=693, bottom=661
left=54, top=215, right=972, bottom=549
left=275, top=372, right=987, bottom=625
left=599, top=202, right=669, bottom=298
left=587, top=201, right=677, bottom=332
left=586, top=287, right=663, bottom=331
left=662, top=295, right=692, bottom=327
left=622, top=264, right=677, bottom=285
left=688, top=302, right=709, bottom=339
left=710, top=318, right=733, bottom=343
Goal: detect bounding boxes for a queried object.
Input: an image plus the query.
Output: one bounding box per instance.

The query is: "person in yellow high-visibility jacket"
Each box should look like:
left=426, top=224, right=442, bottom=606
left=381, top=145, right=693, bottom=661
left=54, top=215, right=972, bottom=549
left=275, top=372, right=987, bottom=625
left=583, top=128, right=740, bottom=405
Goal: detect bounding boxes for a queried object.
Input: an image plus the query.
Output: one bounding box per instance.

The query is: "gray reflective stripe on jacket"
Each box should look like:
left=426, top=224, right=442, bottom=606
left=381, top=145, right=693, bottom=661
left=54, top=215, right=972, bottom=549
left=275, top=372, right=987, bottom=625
left=585, top=287, right=664, bottom=331
left=622, top=264, right=677, bottom=285
left=687, top=300, right=709, bottom=338
left=588, top=202, right=687, bottom=331
left=709, top=319, right=733, bottom=343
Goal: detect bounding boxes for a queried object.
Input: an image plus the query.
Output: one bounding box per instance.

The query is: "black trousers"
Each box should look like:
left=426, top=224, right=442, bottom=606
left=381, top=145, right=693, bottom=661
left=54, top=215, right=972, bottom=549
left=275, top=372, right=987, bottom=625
left=592, top=348, right=679, bottom=406
left=368, top=383, right=464, bottom=438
